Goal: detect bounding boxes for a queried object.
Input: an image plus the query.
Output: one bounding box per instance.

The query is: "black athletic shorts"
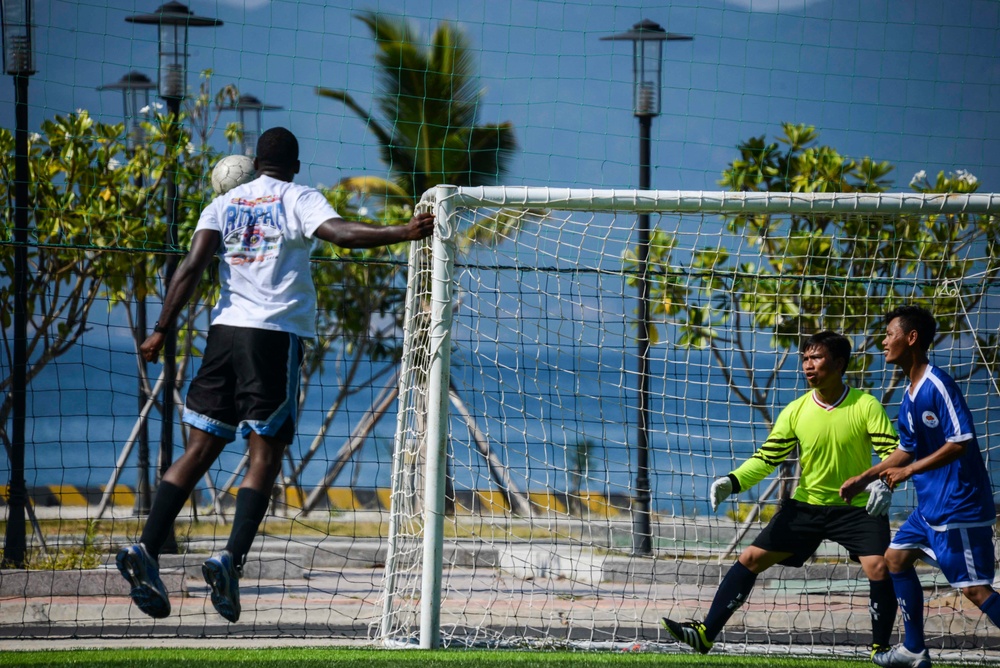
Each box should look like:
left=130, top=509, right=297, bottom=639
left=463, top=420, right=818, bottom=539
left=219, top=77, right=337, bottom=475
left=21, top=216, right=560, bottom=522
left=183, top=324, right=304, bottom=445
left=751, top=498, right=890, bottom=567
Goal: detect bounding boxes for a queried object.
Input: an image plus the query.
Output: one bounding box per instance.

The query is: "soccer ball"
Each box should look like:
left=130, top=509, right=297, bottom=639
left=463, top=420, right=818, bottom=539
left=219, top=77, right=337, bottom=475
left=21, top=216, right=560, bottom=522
left=211, top=154, right=256, bottom=195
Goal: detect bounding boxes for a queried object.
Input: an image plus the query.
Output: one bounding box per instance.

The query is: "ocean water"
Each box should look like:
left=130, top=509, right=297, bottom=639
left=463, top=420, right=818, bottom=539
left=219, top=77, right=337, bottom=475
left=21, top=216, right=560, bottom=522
left=4, top=307, right=995, bottom=518
left=2, top=308, right=771, bottom=517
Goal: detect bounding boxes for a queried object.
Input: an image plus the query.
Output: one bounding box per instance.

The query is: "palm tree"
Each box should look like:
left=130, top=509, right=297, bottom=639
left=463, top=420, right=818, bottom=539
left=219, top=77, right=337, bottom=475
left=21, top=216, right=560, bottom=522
left=312, top=13, right=529, bottom=516
left=317, top=11, right=517, bottom=206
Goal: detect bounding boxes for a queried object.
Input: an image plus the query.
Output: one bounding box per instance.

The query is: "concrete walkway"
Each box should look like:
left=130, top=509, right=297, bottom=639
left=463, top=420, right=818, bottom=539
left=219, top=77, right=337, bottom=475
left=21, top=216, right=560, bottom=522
left=1, top=516, right=999, bottom=664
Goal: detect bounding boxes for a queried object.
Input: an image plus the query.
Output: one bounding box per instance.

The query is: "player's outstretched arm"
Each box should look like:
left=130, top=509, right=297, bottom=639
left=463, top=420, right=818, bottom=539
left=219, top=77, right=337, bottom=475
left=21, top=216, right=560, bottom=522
left=139, top=229, right=221, bottom=363
left=313, top=212, right=435, bottom=249
left=839, top=447, right=912, bottom=501
left=882, top=440, right=965, bottom=490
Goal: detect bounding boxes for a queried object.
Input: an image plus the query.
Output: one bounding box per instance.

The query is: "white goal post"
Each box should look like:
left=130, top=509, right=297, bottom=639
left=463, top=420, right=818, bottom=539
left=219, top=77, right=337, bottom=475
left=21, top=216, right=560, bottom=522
left=379, top=185, right=1000, bottom=657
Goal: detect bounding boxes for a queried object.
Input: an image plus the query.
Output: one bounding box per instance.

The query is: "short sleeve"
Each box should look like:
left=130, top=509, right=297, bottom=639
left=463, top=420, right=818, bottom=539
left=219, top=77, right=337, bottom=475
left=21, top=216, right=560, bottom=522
left=194, top=198, right=224, bottom=235
left=896, top=400, right=915, bottom=452
left=295, top=188, right=340, bottom=238
left=937, top=378, right=975, bottom=443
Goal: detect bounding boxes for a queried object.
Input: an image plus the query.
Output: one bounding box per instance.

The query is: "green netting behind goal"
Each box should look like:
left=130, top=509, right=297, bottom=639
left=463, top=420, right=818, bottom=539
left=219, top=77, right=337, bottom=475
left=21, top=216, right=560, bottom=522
left=2, top=1, right=1000, bottom=662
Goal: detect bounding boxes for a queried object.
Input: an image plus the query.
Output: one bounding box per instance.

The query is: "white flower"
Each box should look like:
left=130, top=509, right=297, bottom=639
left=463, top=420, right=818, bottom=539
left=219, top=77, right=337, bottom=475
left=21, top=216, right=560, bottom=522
left=108, top=157, right=122, bottom=171
left=139, top=101, right=164, bottom=114
left=954, top=169, right=978, bottom=186
left=28, top=132, right=41, bottom=143
left=357, top=206, right=370, bottom=217
left=185, top=141, right=195, bottom=154
left=909, top=170, right=927, bottom=187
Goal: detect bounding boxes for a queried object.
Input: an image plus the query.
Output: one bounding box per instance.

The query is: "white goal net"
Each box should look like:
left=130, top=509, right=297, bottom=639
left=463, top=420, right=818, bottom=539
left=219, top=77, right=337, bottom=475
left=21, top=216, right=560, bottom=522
left=378, top=186, right=1000, bottom=658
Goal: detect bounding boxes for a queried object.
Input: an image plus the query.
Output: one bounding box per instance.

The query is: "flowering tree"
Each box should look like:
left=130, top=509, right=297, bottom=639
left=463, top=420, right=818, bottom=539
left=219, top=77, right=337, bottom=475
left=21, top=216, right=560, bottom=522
left=636, top=124, right=1000, bottom=428
left=630, top=124, right=1000, bottom=529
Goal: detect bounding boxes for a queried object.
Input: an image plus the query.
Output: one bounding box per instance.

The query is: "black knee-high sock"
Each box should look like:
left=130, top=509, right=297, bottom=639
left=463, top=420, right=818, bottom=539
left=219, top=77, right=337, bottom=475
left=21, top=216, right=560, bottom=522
left=139, top=481, right=189, bottom=559
left=225, top=487, right=271, bottom=573
left=869, top=578, right=898, bottom=647
left=704, top=561, right=758, bottom=639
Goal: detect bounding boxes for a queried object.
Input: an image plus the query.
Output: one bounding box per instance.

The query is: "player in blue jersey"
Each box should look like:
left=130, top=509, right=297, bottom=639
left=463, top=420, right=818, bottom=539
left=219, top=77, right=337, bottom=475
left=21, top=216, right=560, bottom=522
left=841, top=305, right=1000, bottom=668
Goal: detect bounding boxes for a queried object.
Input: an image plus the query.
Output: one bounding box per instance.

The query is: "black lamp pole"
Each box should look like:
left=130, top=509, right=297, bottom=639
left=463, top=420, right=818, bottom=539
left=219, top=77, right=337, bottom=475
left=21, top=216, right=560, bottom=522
left=602, top=20, right=692, bottom=557
left=125, top=3, right=221, bottom=547
left=1, top=0, right=35, bottom=569
left=98, top=71, right=157, bottom=516
left=98, top=71, right=157, bottom=154
left=219, top=93, right=282, bottom=156
left=1, top=0, right=34, bottom=569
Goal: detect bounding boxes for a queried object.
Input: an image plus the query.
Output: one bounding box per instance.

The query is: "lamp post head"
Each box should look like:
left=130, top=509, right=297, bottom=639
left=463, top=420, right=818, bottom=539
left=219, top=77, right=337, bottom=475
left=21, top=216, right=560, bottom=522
left=219, top=93, right=283, bottom=156
left=99, top=71, right=158, bottom=152
left=126, top=2, right=222, bottom=101
left=1, top=0, right=34, bottom=75
left=601, top=19, right=692, bottom=118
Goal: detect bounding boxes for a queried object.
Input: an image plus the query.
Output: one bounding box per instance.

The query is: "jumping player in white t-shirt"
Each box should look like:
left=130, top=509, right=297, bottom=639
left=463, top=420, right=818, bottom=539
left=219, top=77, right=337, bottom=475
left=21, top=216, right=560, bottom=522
left=841, top=305, right=1000, bottom=668
left=116, top=127, right=435, bottom=623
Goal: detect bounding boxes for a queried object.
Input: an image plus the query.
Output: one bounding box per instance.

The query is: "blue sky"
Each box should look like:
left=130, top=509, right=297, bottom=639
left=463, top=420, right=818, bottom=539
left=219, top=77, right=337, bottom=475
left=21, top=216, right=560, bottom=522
left=2, top=0, right=998, bottom=195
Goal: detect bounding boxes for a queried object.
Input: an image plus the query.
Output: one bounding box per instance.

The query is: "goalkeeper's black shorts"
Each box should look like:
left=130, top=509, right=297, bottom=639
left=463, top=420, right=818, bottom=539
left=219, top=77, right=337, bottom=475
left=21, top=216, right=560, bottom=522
left=752, top=498, right=890, bottom=567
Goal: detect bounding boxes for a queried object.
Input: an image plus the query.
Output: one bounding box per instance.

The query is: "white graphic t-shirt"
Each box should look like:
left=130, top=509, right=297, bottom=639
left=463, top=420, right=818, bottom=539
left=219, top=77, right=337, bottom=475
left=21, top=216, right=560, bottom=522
left=194, top=175, right=339, bottom=338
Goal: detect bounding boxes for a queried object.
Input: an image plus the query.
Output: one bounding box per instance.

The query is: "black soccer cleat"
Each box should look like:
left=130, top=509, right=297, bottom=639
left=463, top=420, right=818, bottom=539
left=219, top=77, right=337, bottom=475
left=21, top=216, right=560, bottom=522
left=661, top=617, right=714, bottom=654
left=202, top=550, right=242, bottom=623
left=116, top=543, right=171, bottom=619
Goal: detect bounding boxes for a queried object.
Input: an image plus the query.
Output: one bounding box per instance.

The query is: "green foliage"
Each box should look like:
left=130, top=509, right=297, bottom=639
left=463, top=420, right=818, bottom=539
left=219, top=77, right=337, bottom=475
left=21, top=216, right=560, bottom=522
left=0, top=73, right=238, bottom=431
left=23, top=520, right=104, bottom=570
left=0, top=111, right=154, bottom=425
left=317, top=12, right=535, bottom=261
left=726, top=502, right=778, bottom=524
left=721, top=123, right=894, bottom=194
left=632, top=123, right=1000, bottom=426
left=310, top=185, right=413, bottom=368
left=317, top=11, right=517, bottom=206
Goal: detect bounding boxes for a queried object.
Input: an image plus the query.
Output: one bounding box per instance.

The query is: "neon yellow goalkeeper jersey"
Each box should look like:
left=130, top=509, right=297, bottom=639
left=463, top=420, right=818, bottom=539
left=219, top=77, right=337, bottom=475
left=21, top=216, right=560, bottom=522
left=731, top=386, right=898, bottom=508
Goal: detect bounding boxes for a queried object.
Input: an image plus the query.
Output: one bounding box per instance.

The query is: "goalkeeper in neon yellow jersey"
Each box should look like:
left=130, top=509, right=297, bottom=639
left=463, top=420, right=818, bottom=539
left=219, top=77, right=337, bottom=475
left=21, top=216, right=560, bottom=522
left=662, top=331, right=900, bottom=662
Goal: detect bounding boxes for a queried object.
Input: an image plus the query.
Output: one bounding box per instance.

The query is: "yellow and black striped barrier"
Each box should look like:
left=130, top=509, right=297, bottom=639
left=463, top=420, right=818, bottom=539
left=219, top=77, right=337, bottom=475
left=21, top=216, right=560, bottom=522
left=1, top=485, right=631, bottom=516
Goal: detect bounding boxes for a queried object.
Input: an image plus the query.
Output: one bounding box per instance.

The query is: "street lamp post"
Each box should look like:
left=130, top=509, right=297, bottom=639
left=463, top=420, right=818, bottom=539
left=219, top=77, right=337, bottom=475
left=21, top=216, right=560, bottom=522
left=602, top=19, right=692, bottom=557
left=125, top=3, right=221, bottom=548
left=98, top=71, right=157, bottom=153
left=98, top=71, right=158, bottom=516
left=219, top=93, right=283, bottom=156
left=1, top=0, right=34, bottom=569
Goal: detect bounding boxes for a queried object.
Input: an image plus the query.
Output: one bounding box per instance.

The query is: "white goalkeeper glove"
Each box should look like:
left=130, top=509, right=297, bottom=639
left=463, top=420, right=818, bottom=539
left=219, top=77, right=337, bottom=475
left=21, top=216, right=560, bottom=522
left=710, top=476, right=733, bottom=513
left=865, top=479, right=893, bottom=517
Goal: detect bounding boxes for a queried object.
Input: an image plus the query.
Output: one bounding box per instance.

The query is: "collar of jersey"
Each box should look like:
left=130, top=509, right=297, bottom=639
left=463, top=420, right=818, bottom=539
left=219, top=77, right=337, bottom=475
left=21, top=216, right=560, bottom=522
left=811, top=385, right=849, bottom=411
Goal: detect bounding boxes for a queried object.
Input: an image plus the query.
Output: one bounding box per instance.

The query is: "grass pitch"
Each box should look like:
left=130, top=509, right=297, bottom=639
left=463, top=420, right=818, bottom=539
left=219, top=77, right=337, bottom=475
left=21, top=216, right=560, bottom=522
left=0, top=647, right=983, bottom=668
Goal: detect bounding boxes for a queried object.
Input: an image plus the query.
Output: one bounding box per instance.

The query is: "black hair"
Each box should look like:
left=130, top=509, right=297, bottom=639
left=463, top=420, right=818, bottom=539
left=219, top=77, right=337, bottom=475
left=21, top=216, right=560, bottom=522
left=802, top=330, right=852, bottom=375
left=256, top=127, right=299, bottom=169
left=886, top=305, right=937, bottom=352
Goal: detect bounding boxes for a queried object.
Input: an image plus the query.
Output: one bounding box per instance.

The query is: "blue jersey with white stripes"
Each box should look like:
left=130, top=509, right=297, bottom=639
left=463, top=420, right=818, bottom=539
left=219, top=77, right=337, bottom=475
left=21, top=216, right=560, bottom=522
left=897, top=365, right=994, bottom=528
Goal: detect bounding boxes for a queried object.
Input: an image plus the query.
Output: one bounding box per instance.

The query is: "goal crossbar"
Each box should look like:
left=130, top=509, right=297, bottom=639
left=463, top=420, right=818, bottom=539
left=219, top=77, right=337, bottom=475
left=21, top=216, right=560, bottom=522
left=450, top=186, right=1000, bottom=215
